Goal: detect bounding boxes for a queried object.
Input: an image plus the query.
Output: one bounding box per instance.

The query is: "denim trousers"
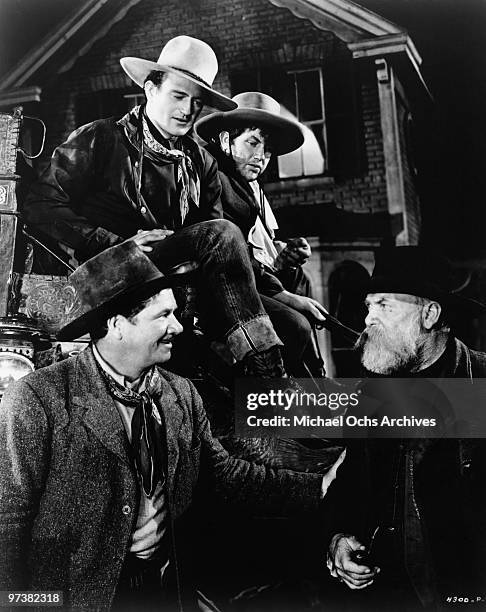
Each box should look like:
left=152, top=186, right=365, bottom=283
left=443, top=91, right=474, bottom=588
left=148, top=219, right=282, bottom=361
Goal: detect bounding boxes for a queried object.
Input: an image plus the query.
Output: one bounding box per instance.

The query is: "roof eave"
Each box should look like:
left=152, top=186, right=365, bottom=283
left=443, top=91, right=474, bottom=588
left=1, top=0, right=110, bottom=90
left=266, top=0, right=403, bottom=42
left=0, top=0, right=143, bottom=91
left=349, top=34, right=433, bottom=101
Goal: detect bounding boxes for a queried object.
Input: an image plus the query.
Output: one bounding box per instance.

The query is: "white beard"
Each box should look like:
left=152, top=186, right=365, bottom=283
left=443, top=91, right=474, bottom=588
left=357, top=319, right=422, bottom=375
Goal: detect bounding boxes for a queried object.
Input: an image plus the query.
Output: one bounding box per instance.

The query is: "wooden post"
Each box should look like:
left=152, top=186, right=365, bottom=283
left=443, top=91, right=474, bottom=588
left=375, top=58, right=410, bottom=245
left=0, top=108, right=22, bottom=317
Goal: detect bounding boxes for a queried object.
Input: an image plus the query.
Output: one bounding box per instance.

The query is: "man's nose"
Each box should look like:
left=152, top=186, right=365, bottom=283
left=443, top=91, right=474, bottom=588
left=169, top=313, right=184, bottom=336
left=364, top=308, right=377, bottom=327
left=253, top=146, right=265, bottom=161
left=180, top=98, right=192, bottom=116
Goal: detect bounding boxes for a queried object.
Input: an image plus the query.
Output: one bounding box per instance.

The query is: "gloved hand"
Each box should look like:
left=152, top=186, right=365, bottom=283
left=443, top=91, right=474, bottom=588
left=274, top=237, right=311, bottom=270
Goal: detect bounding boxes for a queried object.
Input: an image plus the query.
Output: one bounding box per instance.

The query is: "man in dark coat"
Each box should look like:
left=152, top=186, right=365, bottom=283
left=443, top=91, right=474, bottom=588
left=196, top=92, right=327, bottom=376
left=22, top=36, right=294, bottom=379
left=326, top=247, right=486, bottom=611
left=0, top=242, right=345, bottom=611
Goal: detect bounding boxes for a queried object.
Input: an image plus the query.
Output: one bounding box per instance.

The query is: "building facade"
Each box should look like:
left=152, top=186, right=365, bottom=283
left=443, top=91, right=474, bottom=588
left=0, top=0, right=431, bottom=373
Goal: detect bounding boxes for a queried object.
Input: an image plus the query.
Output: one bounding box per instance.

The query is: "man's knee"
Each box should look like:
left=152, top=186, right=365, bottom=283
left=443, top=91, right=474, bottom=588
left=292, top=310, right=313, bottom=344
left=203, top=219, right=246, bottom=245
left=279, top=308, right=312, bottom=350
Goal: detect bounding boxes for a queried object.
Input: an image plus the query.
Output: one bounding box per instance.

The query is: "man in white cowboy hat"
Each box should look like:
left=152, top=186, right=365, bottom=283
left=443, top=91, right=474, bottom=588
left=195, top=92, right=327, bottom=376
left=325, top=246, right=486, bottom=611
left=0, top=241, right=346, bottom=611
left=23, top=36, right=296, bottom=379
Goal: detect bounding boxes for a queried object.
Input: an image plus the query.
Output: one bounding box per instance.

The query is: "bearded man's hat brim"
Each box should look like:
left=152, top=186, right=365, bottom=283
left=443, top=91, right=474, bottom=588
left=367, top=246, right=486, bottom=317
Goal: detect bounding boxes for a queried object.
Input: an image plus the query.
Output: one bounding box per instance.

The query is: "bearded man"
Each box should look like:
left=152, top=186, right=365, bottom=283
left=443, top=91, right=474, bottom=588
left=326, top=247, right=486, bottom=611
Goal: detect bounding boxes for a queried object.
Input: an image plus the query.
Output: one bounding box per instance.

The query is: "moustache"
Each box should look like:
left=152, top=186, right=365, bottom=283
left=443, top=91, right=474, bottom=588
left=355, top=328, right=372, bottom=350
left=355, top=326, right=385, bottom=351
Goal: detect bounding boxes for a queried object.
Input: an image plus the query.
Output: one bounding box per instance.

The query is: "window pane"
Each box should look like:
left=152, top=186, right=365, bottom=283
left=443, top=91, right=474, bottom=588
left=278, top=147, right=303, bottom=178
left=310, top=123, right=326, bottom=157
left=269, top=70, right=296, bottom=115
left=303, top=124, right=325, bottom=175
left=296, top=71, right=322, bottom=122
left=278, top=122, right=325, bottom=178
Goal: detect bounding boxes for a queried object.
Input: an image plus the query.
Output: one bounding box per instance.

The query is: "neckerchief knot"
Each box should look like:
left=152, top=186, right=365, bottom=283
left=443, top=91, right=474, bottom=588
left=142, top=115, right=200, bottom=226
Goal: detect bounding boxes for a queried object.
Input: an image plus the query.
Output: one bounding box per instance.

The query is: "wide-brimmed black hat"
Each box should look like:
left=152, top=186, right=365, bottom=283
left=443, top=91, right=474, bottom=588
left=195, top=92, right=304, bottom=155
left=366, top=246, right=485, bottom=316
left=58, top=242, right=184, bottom=341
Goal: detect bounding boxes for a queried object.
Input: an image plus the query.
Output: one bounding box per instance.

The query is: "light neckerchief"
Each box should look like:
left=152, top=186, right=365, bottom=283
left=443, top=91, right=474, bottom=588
left=99, top=362, right=166, bottom=498
left=248, top=181, right=279, bottom=270
left=142, top=114, right=200, bottom=226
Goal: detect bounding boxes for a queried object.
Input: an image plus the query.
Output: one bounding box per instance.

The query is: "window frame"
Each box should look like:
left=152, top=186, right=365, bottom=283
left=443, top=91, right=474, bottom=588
left=284, top=66, right=329, bottom=176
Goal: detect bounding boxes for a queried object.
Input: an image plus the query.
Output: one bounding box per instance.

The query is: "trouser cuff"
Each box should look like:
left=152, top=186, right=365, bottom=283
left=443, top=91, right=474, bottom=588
left=225, top=314, right=283, bottom=362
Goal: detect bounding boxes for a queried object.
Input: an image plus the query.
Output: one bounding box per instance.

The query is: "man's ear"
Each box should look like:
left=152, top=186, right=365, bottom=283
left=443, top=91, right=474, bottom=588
left=144, top=80, right=155, bottom=100
left=219, top=131, right=230, bottom=154
left=422, top=301, right=442, bottom=330
left=107, top=314, right=125, bottom=340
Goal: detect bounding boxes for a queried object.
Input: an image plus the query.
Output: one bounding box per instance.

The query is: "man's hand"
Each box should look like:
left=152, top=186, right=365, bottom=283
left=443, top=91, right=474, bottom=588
left=275, top=291, right=328, bottom=325
left=327, top=534, right=380, bottom=589
left=127, top=229, right=174, bottom=252
left=275, top=237, right=311, bottom=270
left=321, top=448, right=346, bottom=498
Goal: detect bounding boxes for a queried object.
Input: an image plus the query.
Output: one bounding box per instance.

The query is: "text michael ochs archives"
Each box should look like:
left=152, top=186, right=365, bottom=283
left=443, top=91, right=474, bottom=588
left=244, top=389, right=437, bottom=429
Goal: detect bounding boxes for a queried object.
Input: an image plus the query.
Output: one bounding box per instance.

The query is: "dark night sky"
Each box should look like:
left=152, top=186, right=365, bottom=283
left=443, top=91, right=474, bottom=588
left=1, top=0, right=485, bottom=258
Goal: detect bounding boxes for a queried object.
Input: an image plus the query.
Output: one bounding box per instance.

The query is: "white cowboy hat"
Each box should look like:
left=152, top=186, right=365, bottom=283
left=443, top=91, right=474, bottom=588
left=120, top=35, right=236, bottom=111
left=195, top=91, right=304, bottom=155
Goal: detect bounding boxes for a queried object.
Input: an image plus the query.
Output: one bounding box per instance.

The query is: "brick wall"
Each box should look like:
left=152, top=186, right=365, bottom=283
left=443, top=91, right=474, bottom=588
left=36, top=0, right=391, bottom=220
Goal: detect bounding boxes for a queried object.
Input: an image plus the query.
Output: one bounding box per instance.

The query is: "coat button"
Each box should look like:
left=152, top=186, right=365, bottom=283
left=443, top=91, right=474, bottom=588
left=140, top=206, right=147, bottom=214
left=122, top=504, right=131, bottom=515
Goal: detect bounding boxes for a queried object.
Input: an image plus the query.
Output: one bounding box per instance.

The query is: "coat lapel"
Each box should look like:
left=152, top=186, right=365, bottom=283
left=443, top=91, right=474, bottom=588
left=73, top=347, right=132, bottom=465
left=71, top=348, right=185, bottom=492
left=153, top=372, right=184, bottom=499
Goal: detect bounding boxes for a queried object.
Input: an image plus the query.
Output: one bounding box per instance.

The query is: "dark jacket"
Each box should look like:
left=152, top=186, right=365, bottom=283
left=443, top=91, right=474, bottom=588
left=454, top=336, right=486, bottom=376
left=205, top=143, right=289, bottom=297
left=205, top=143, right=262, bottom=240
left=0, top=347, right=322, bottom=611
left=23, top=106, right=223, bottom=264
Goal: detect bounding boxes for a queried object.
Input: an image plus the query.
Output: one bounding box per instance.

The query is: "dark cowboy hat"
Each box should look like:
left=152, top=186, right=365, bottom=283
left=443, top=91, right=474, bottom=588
left=366, top=246, right=486, bottom=316
left=195, top=91, right=305, bottom=155
left=57, top=242, right=186, bottom=341
left=120, top=35, right=236, bottom=111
